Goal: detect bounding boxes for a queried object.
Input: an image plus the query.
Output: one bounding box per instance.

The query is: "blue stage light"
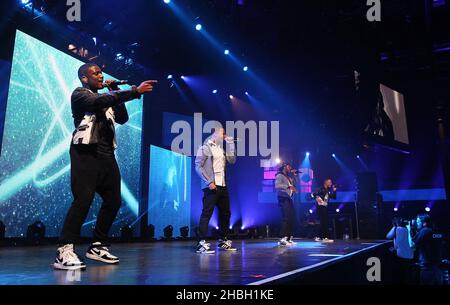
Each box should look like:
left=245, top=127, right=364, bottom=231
left=21, top=0, right=31, bottom=4
left=212, top=89, right=218, bottom=94
left=195, top=24, right=202, bottom=31
left=336, top=208, right=340, bottom=213
left=243, top=66, right=249, bottom=71
left=332, top=153, right=336, bottom=158
left=309, top=209, right=313, bottom=214
left=180, top=75, right=185, bottom=80
left=245, top=91, right=249, bottom=95
left=357, top=155, right=360, bottom=158
left=224, top=49, right=230, bottom=55
left=229, top=225, right=233, bottom=229
left=167, top=74, right=173, bottom=80
left=163, top=0, right=171, bottom=4
left=306, top=152, right=310, bottom=157
left=229, top=95, right=234, bottom=99
left=394, top=207, right=398, bottom=212
left=425, top=207, right=431, bottom=212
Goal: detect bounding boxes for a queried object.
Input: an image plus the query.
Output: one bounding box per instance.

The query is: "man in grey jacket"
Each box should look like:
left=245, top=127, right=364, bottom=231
left=194, top=127, right=236, bottom=254
left=275, top=163, right=297, bottom=246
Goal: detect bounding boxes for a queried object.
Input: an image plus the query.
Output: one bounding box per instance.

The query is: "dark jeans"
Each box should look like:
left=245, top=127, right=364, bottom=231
left=198, top=186, right=230, bottom=240
left=420, top=266, right=443, bottom=285
left=278, top=196, right=295, bottom=238
left=393, top=256, right=414, bottom=284
left=60, top=145, right=122, bottom=244
left=317, top=205, right=329, bottom=239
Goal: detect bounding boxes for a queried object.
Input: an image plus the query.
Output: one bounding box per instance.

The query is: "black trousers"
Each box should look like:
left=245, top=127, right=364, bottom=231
left=278, top=196, right=295, bottom=238
left=392, top=256, right=414, bottom=284
left=420, top=266, right=443, bottom=285
left=317, top=205, right=329, bottom=239
left=60, top=145, right=122, bottom=244
left=198, top=186, right=231, bottom=240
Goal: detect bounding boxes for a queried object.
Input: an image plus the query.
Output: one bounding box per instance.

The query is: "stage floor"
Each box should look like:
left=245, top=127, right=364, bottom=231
left=0, top=239, right=388, bottom=285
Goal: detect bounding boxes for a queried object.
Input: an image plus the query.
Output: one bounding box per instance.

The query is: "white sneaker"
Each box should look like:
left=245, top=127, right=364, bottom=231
left=53, top=244, right=86, bottom=270
left=86, top=242, right=119, bottom=264
left=288, top=236, right=297, bottom=246
left=218, top=239, right=237, bottom=251
left=196, top=240, right=215, bottom=254
left=314, top=237, right=322, bottom=242
left=278, top=237, right=291, bottom=247
left=322, top=238, right=334, bottom=243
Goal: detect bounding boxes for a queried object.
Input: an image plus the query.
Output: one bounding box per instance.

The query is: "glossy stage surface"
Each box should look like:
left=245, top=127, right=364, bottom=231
left=0, top=239, right=388, bottom=285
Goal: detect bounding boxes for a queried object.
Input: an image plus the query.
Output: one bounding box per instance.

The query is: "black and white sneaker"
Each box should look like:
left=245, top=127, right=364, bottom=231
left=278, top=237, right=291, bottom=247
left=53, top=244, right=86, bottom=270
left=86, top=242, right=119, bottom=264
left=196, top=240, right=215, bottom=254
left=288, top=236, right=297, bottom=246
left=218, top=239, right=237, bottom=251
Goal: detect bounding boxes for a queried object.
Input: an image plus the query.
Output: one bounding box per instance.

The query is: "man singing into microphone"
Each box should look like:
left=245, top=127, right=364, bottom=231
left=311, top=178, right=337, bottom=243
left=53, top=63, right=156, bottom=270
left=275, top=162, right=298, bottom=246
left=194, top=127, right=237, bottom=254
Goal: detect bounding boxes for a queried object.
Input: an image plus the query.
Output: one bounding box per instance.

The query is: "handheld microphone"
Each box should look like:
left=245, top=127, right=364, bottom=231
left=224, top=136, right=241, bottom=142
left=103, top=80, right=129, bottom=88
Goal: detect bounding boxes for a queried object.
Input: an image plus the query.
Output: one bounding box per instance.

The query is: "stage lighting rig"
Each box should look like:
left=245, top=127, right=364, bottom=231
left=179, top=226, right=189, bottom=239
left=163, top=225, right=174, bottom=240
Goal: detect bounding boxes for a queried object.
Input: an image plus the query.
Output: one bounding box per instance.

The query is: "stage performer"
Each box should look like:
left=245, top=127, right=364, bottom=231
left=54, top=63, right=156, bottom=270
left=275, top=162, right=298, bottom=246
left=194, top=127, right=237, bottom=254
left=311, top=178, right=337, bottom=243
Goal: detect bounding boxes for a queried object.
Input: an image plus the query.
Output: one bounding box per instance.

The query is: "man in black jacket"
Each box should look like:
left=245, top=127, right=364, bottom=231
left=409, top=214, right=443, bottom=285
left=54, top=63, right=156, bottom=270
left=311, top=178, right=337, bottom=243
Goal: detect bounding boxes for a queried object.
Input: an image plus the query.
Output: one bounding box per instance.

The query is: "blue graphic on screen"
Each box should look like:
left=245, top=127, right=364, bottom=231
left=0, top=30, right=143, bottom=237
left=148, top=145, right=191, bottom=238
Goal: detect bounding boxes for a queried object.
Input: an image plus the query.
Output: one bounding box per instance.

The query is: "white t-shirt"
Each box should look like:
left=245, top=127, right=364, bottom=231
left=208, top=140, right=226, bottom=187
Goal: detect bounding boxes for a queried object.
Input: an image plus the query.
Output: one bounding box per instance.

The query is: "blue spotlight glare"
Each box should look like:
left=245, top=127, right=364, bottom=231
left=180, top=75, right=185, bottom=79
left=212, top=89, right=218, bottom=94
left=309, top=209, right=313, bottom=214
left=241, top=226, right=245, bottom=230
left=163, top=0, right=171, bottom=4
left=245, top=91, right=249, bottom=95
left=224, top=49, right=230, bottom=55
left=306, top=152, right=310, bottom=157
left=425, top=207, right=431, bottom=212
left=336, top=208, right=340, bottom=213
left=21, top=0, right=31, bottom=4
left=243, top=66, right=249, bottom=71
left=332, top=153, right=336, bottom=158
left=167, top=74, right=173, bottom=80
left=195, top=24, right=202, bottom=31
left=394, top=207, right=398, bottom=212
left=229, top=95, right=234, bottom=99
left=215, top=226, right=219, bottom=230
left=357, top=155, right=360, bottom=159
left=229, top=225, right=233, bottom=229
